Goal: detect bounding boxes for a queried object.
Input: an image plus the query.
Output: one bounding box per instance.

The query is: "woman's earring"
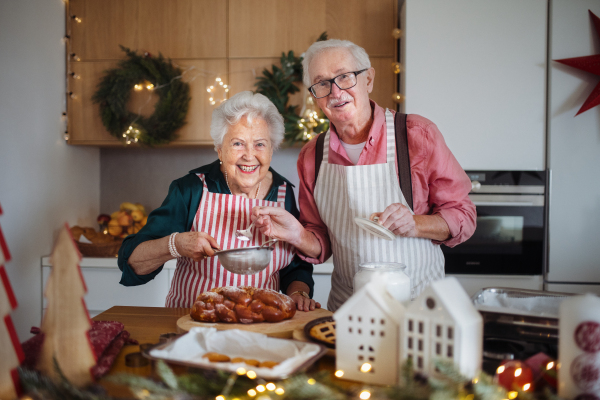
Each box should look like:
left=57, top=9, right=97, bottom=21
left=219, top=160, right=222, bottom=164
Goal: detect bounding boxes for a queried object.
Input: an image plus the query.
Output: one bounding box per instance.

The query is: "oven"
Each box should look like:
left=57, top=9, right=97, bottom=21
left=442, top=171, right=547, bottom=275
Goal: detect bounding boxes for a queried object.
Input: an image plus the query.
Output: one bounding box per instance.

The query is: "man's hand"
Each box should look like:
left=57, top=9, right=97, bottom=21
left=252, top=206, right=303, bottom=245
left=370, top=203, right=418, bottom=237
left=290, top=293, right=321, bottom=311
left=175, top=232, right=220, bottom=261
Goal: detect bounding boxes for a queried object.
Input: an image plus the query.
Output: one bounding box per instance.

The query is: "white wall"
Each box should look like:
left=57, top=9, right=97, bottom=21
left=403, top=0, right=547, bottom=171
left=0, top=0, right=100, bottom=339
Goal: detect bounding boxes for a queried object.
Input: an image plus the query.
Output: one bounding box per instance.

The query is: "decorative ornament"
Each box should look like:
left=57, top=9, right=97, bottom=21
left=207, top=76, right=230, bottom=105
left=392, top=28, right=403, bottom=39
left=393, top=92, right=406, bottom=103
left=298, top=93, right=329, bottom=142
left=495, top=361, right=534, bottom=392
left=554, top=10, right=600, bottom=116
left=254, top=32, right=328, bottom=145
left=0, top=203, right=24, bottom=400
left=92, top=46, right=191, bottom=146
left=37, top=225, right=96, bottom=387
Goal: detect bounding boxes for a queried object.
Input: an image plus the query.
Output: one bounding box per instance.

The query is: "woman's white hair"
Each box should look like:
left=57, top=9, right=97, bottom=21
left=210, top=91, right=285, bottom=151
left=302, top=39, right=371, bottom=88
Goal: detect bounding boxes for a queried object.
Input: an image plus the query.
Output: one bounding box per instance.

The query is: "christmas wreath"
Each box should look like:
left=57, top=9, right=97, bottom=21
left=92, top=46, right=191, bottom=146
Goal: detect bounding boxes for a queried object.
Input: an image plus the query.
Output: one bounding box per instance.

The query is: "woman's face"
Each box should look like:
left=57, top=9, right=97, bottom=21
left=217, top=115, right=273, bottom=196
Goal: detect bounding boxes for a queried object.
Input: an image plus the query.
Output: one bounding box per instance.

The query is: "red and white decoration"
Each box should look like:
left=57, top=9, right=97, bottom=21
left=0, top=203, right=24, bottom=399
left=37, top=224, right=96, bottom=386
left=559, top=294, right=600, bottom=399
left=554, top=10, right=600, bottom=116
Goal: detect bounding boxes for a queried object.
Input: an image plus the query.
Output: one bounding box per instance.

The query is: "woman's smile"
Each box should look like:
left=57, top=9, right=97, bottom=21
left=238, top=164, right=259, bottom=173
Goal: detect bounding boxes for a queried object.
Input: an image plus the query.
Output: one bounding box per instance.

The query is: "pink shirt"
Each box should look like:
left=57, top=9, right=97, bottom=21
left=297, top=101, right=477, bottom=264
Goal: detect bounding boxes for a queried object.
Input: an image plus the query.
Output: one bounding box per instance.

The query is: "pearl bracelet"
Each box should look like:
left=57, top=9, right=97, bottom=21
left=168, top=232, right=182, bottom=258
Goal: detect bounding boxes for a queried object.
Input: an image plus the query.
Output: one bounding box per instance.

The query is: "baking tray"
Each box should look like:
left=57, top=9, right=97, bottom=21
left=141, top=331, right=328, bottom=380
left=472, top=287, right=574, bottom=344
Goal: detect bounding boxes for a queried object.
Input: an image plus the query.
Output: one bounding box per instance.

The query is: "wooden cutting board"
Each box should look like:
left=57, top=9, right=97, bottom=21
left=177, top=308, right=333, bottom=338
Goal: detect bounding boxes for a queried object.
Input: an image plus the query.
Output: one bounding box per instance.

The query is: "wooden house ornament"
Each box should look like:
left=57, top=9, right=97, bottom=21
left=400, top=277, right=482, bottom=378
left=0, top=203, right=24, bottom=400
left=334, top=281, right=405, bottom=385
left=38, top=224, right=96, bottom=387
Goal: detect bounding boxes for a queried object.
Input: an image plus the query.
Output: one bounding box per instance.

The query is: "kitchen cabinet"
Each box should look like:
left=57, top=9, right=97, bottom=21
left=41, top=257, right=177, bottom=317
left=402, top=0, right=547, bottom=171
left=66, top=0, right=398, bottom=146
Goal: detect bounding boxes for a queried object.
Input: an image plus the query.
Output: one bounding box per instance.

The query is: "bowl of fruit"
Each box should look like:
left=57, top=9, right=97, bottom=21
left=71, top=202, right=148, bottom=257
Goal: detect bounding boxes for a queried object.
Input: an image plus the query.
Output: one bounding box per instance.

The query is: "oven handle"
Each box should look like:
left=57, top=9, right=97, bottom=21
left=473, top=201, right=535, bottom=206
left=469, top=194, right=544, bottom=207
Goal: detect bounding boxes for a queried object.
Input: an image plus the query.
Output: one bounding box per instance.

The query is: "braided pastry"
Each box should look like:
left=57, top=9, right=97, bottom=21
left=190, top=286, right=296, bottom=324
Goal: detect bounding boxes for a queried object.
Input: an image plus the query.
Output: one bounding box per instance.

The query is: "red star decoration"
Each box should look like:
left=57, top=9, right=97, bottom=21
left=554, top=10, right=600, bottom=116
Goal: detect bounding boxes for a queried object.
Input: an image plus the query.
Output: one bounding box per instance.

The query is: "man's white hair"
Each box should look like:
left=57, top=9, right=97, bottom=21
left=210, top=91, right=284, bottom=151
left=302, top=39, right=371, bottom=88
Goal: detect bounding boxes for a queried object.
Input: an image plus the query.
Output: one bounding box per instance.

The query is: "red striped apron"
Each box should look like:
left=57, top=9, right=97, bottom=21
left=165, top=173, right=295, bottom=308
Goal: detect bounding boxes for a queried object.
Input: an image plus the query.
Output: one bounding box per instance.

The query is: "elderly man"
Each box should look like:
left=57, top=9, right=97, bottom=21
left=253, top=39, right=476, bottom=311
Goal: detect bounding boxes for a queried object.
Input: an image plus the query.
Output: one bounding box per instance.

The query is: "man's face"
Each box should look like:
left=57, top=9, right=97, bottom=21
left=308, top=48, right=374, bottom=128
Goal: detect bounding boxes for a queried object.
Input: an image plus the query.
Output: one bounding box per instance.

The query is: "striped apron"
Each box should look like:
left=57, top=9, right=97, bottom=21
left=165, top=173, right=295, bottom=308
left=315, top=109, right=445, bottom=312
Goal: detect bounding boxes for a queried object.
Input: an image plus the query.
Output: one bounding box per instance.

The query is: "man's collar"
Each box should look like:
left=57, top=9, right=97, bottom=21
left=328, top=99, right=385, bottom=150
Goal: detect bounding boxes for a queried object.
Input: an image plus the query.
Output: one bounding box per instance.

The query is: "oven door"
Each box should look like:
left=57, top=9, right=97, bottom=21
left=442, top=194, right=545, bottom=275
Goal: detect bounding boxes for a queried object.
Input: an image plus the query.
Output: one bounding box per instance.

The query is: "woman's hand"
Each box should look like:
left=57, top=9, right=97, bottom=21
left=290, top=293, right=321, bottom=311
left=252, top=206, right=303, bottom=244
left=175, top=232, right=220, bottom=262
left=370, top=203, right=418, bottom=237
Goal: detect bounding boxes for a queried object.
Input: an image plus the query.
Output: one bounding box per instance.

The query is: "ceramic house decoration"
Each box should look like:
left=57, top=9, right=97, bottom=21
left=401, top=277, right=482, bottom=378
left=334, top=281, right=405, bottom=385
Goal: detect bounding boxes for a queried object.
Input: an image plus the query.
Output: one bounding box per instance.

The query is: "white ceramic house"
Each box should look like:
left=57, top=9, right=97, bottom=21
left=334, top=281, right=405, bottom=385
left=400, top=277, right=482, bottom=378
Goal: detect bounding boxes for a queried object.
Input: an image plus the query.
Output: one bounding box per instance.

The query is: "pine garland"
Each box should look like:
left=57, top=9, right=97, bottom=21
left=18, top=358, right=564, bottom=400
left=92, top=46, right=191, bottom=146
left=254, top=32, right=330, bottom=145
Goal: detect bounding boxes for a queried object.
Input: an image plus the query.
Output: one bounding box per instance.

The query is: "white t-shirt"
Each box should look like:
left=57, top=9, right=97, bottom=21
left=339, top=140, right=367, bottom=165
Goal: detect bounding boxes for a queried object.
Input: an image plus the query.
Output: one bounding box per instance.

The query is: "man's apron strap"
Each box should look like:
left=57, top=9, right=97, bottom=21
left=313, top=112, right=413, bottom=210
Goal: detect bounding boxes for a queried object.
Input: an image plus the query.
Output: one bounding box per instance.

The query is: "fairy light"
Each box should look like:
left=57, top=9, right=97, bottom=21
left=359, top=390, right=371, bottom=399
left=523, top=383, right=531, bottom=391
left=248, top=389, right=257, bottom=397
left=236, top=367, right=246, bottom=375
left=335, top=370, right=344, bottom=378
left=392, top=62, right=404, bottom=74
left=497, top=365, right=505, bottom=374
left=514, top=368, right=522, bottom=377
left=70, top=53, right=80, bottom=61
left=246, top=370, right=257, bottom=379
left=68, top=91, right=78, bottom=99
left=134, top=84, right=143, bottom=91
left=307, top=378, right=316, bottom=385
left=275, top=388, right=284, bottom=395
left=266, top=383, right=276, bottom=391
left=256, top=385, right=266, bottom=392
left=546, top=361, right=555, bottom=370
left=216, top=396, right=225, bottom=400
left=392, top=28, right=403, bottom=39
left=508, top=391, right=518, bottom=399
left=207, top=76, right=229, bottom=105
left=146, top=82, right=154, bottom=90
left=392, top=92, right=405, bottom=103
left=360, top=363, right=372, bottom=372
left=71, top=15, right=82, bottom=23
left=70, top=72, right=81, bottom=79
left=122, top=124, right=141, bottom=145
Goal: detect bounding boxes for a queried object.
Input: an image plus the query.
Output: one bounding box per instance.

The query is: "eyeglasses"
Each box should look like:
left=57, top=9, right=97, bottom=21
left=308, top=69, right=368, bottom=99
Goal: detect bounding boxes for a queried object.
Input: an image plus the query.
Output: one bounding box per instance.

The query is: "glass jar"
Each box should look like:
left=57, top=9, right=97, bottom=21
left=353, top=262, right=411, bottom=303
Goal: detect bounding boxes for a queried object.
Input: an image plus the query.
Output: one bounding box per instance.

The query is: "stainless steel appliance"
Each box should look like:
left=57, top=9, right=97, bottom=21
left=443, top=171, right=546, bottom=275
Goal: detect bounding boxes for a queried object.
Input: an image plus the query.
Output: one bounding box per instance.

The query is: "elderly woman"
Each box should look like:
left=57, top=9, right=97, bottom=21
left=118, top=91, right=320, bottom=311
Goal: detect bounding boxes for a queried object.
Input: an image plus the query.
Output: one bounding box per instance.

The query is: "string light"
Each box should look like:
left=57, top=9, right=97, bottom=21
left=392, top=28, right=403, bottom=39
left=206, top=76, right=229, bottom=105
left=236, top=367, right=246, bottom=375
left=497, top=366, right=505, bottom=374
left=508, top=391, right=518, bottom=399
left=275, top=388, right=284, bottom=395
left=266, top=383, right=276, bottom=391
left=246, top=370, right=257, bottom=379
left=392, top=92, right=405, bottom=103
left=546, top=361, right=555, bottom=370
left=523, top=383, right=531, bottom=391
left=134, top=84, right=143, bottom=91
left=70, top=72, right=80, bottom=79
left=70, top=53, right=80, bottom=61
left=256, top=385, right=266, bottom=392
left=248, top=389, right=257, bottom=397
left=392, top=62, right=404, bottom=74
left=298, top=94, right=328, bottom=141
left=71, top=15, right=82, bottom=23
left=307, top=378, right=316, bottom=385
left=146, top=82, right=154, bottom=90
left=216, top=396, right=225, bottom=400
left=68, top=91, right=78, bottom=99
left=359, top=390, right=371, bottom=399
left=335, top=370, right=344, bottom=377
left=122, top=124, right=141, bottom=145
left=64, top=132, right=69, bottom=141
left=514, top=368, right=522, bottom=377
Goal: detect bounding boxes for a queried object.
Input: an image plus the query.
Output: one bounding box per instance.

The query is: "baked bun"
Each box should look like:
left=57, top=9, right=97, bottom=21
left=190, top=286, right=296, bottom=324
